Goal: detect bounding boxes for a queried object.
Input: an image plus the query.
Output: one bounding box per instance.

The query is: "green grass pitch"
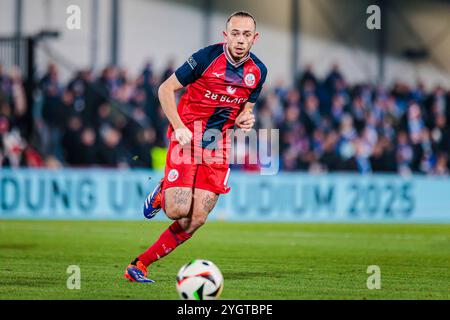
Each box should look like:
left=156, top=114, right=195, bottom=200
left=0, top=220, right=449, bottom=300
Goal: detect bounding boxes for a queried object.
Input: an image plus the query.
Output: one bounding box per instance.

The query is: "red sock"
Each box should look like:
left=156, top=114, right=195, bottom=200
left=138, top=221, right=191, bottom=267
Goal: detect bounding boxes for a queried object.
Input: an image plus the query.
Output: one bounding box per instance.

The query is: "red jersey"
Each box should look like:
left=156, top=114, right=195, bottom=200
left=169, top=43, right=267, bottom=149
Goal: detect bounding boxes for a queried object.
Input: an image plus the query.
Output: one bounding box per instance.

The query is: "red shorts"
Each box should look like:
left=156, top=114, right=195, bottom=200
left=161, top=139, right=231, bottom=195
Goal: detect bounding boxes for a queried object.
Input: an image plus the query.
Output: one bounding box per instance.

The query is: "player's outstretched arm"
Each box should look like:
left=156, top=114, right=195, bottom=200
left=158, top=74, right=193, bottom=145
left=235, top=102, right=256, bottom=133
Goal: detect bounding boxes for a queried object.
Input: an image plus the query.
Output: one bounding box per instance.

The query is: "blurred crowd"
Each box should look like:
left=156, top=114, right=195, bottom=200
left=0, top=61, right=172, bottom=169
left=0, top=60, right=449, bottom=175
left=259, top=64, right=450, bottom=175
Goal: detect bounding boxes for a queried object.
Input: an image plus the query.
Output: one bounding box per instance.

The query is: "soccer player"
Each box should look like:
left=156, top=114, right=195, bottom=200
left=125, top=11, right=267, bottom=283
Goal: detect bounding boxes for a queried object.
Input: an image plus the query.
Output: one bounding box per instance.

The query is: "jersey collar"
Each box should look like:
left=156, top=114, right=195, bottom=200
left=223, top=43, right=250, bottom=68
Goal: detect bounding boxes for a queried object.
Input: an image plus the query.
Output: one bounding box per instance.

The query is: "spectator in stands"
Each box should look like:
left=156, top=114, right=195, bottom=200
left=0, top=63, right=37, bottom=167
left=432, top=152, right=449, bottom=175
left=10, top=67, right=27, bottom=135
left=302, top=94, right=322, bottom=135
left=78, top=127, right=99, bottom=166
left=39, top=63, right=64, bottom=157
left=129, top=127, right=156, bottom=168
left=396, top=131, right=414, bottom=175
left=98, top=126, right=127, bottom=167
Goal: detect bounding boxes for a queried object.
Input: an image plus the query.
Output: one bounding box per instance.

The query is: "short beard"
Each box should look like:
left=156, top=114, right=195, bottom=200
left=230, top=49, right=249, bottom=63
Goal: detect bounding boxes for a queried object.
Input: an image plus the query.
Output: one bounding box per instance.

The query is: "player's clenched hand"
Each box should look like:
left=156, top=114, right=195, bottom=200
left=175, top=127, right=193, bottom=145
left=235, top=111, right=256, bottom=133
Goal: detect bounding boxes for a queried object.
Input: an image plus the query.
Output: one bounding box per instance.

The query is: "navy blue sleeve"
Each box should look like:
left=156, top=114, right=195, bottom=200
left=248, top=63, right=267, bottom=103
left=175, top=46, right=212, bottom=87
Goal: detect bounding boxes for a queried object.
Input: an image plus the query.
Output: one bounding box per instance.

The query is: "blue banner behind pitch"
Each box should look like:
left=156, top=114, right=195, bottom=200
left=0, top=169, right=449, bottom=222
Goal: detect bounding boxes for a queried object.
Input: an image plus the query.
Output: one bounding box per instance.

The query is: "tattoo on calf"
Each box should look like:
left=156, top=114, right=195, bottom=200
left=202, top=194, right=218, bottom=213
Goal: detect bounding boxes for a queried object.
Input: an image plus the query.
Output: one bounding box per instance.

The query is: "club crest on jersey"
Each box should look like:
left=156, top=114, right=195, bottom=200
left=244, top=73, right=256, bottom=86
left=167, top=169, right=179, bottom=182
left=226, top=86, right=236, bottom=95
